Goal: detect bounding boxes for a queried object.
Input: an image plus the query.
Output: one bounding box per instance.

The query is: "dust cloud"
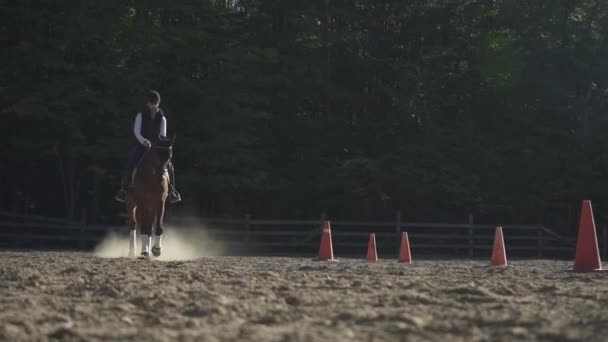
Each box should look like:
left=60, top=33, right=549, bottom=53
left=93, top=226, right=224, bottom=260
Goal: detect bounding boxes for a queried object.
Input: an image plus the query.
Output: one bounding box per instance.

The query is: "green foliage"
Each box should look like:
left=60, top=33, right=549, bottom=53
left=2, top=0, right=608, bottom=227
left=477, top=30, right=524, bottom=90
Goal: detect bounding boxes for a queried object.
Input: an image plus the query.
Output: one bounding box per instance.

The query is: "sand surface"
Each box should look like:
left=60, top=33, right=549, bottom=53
left=1, top=250, right=608, bottom=341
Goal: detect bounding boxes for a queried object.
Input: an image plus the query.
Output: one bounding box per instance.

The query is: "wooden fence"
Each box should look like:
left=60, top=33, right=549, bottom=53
left=0, top=211, right=108, bottom=250
left=1, top=210, right=607, bottom=259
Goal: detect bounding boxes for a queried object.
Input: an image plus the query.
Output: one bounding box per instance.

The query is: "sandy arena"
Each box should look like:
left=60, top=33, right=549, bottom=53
left=1, top=236, right=608, bottom=341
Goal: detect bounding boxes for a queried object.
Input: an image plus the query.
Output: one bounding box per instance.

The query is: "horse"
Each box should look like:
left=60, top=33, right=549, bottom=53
left=126, top=136, right=175, bottom=258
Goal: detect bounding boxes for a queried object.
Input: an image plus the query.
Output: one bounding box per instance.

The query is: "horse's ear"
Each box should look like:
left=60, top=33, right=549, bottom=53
left=171, top=135, right=176, bottom=146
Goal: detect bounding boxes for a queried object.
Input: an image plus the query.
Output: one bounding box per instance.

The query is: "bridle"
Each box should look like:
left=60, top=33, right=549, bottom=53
left=148, top=144, right=173, bottom=174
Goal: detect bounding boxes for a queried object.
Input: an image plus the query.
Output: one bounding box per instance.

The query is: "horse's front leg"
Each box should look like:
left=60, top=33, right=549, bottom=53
left=152, top=200, right=166, bottom=257
left=138, top=207, right=154, bottom=258
left=127, top=196, right=137, bottom=258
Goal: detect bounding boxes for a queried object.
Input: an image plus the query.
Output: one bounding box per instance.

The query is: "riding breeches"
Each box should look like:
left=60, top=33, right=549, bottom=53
left=127, top=143, right=148, bottom=172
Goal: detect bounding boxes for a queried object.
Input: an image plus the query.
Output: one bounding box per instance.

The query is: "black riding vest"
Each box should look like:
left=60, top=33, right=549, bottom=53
left=140, top=109, right=164, bottom=143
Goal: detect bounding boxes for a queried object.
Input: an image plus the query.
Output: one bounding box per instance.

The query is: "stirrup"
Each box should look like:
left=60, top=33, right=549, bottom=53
left=169, top=190, right=182, bottom=204
left=115, top=189, right=127, bottom=203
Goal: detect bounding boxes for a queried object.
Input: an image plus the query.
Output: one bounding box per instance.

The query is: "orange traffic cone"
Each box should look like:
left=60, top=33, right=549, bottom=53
left=491, top=227, right=507, bottom=266
left=398, top=232, right=412, bottom=264
left=318, top=220, right=335, bottom=261
left=366, top=233, right=378, bottom=262
left=573, top=200, right=602, bottom=272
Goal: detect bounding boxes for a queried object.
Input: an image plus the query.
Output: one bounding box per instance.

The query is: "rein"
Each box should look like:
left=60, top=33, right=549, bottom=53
left=151, top=145, right=173, bottom=150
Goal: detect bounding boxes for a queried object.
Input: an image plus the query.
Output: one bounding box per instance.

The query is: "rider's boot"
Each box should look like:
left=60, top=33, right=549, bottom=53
left=116, top=146, right=146, bottom=203
left=169, top=184, right=182, bottom=204
left=168, top=163, right=182, bottom=204
left=114, top=174, right=129, bottom=203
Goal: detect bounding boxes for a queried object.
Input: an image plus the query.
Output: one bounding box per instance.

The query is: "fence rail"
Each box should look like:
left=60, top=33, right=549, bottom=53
left=0, top=211, right=605, bottom=258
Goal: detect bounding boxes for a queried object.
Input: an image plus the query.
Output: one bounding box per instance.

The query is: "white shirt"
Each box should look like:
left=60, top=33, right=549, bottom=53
left=133, top=112, right=167, bottom=145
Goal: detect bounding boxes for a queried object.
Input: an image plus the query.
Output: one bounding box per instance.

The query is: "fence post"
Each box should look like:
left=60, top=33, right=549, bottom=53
left=395, top=211, right=402, bottom=258
left=244, top=214, right=251, bottom=255
left=244, top=214, right=251, bottom=242
left=468, top=213, right=474, bottom=257
left=395, top=211, right=402, bottom=235
left=537, top=228, right=543, bottom=258
left=320, top=212, right=327, bottom=233
left=603, top=225, right=608, bottom=261
left=79, top=208, right=87, bottom=250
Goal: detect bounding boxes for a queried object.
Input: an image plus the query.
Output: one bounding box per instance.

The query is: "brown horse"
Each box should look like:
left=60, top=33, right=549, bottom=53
left=126, top=137, right=174, bottom=258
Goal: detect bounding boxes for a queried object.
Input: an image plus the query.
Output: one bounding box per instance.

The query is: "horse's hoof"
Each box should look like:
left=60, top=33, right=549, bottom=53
left=128, top=250, right=135, bottom=258
left=152, top=246, right=161, bottom=257
left=139, top=252, right=150, bottom=259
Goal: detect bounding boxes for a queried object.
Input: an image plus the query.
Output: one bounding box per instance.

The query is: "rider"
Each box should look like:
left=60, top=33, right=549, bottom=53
left=114, top=90, right=182, bottom=204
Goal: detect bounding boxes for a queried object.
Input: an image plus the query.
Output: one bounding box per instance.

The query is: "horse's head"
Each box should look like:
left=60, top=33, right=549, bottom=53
left=152, top=135, right=175, bottom=169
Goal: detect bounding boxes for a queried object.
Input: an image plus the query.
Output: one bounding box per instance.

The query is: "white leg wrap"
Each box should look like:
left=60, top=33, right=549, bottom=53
left=129, top=230, right=137, bottom=251
left=141, top=234, right=151, bottom=253
left=153, top=235, right=162, bottom=249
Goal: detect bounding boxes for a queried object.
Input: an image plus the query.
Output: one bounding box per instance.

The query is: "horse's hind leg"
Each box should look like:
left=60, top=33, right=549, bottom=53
left=127, top=199, right=137, bottom=258
left=152, top=202, right=166, bottom=257
left=139, top=208, right=153, bottom=258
